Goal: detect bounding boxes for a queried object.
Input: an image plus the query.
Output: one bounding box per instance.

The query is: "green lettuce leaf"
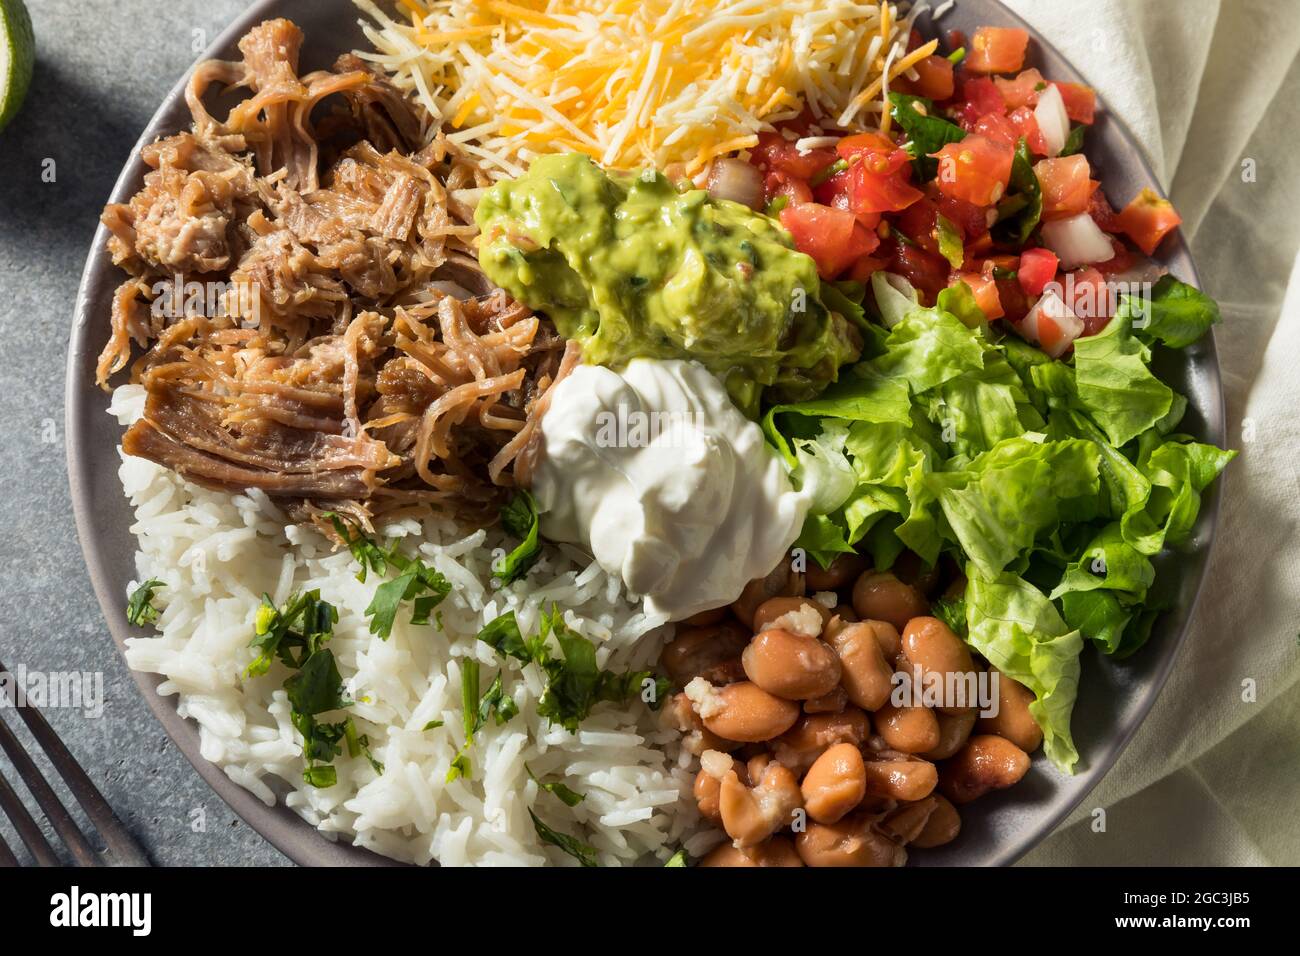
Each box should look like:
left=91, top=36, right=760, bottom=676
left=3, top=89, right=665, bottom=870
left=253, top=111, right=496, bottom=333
left=929, top=437, right=1101, bottom=578
left=1073, top=316, right=1174, bottom=447
left=964, top=568, right=1083, bottom=772
left=1136, top=434, right=1237, bottom=548
left=873, top=305, right=986, bottom=394
left=1123, top=275, right=1221, bottom=349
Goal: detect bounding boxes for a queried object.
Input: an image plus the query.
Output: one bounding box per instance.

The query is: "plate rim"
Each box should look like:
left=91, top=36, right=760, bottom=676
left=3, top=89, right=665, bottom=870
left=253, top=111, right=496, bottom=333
left=64, top=0, right=1227, bottom=868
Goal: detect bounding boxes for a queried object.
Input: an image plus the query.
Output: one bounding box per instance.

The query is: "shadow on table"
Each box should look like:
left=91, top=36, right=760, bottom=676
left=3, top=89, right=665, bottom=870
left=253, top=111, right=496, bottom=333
left=0, top=55, right=149, bottom=257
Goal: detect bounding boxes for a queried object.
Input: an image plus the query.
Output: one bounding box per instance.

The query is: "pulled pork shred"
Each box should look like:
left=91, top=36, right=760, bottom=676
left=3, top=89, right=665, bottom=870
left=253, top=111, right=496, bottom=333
left=97, top=18, right=573, bottom=525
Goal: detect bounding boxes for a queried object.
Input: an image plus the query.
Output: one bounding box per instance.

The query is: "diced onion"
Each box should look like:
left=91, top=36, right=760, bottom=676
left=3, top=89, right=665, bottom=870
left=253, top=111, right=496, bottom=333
left=1035, top=84, right=1070, bottom=157
left=1041, top=213, right=1117, bottom=269
left=706, top=158, right=765, bottom=210
left=1020, top=290, right=1085, bottom=358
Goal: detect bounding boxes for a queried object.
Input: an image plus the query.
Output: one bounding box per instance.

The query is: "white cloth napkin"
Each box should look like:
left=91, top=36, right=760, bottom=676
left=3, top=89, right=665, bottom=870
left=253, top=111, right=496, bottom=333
left=994, top=0, right=1300, bottom=865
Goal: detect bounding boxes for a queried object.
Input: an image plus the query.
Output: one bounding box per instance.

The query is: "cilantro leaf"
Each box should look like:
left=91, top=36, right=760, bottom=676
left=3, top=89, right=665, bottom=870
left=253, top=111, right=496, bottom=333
left=529, top=809, right=599, bottom=867
left=1060, top=124, right=1086, bottom=157
left=496, top=490, right=542, bottom=586
left=527, top=765, right=585, bottom=807
left=324, top=513, right=388, bottom=582
left=477, top=610, right=535, bottom=662
left=992, top=138, right=1042, bottom=246
left=126, top=579, right=165, bottom=626
left=888, top=92, right=966, bottom=182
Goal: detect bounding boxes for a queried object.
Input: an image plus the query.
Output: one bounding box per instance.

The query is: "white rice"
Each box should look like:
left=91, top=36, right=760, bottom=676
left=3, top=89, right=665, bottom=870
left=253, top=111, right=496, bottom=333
left=109, top=384, right=701, bottom=866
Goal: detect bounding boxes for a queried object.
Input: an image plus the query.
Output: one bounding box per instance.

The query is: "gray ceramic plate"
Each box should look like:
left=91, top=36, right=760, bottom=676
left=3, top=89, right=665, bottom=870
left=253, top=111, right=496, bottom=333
left=66, top=0, right=1226, bottom=867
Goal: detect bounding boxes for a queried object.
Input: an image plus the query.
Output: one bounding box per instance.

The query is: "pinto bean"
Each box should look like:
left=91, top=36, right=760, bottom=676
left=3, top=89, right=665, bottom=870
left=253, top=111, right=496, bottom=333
left=827, top=622, right=895, bottom=711
left=801, top=743, right=867, bottom=824
left=939, top=735, right=1031, bottom=804
left=900, top=616, right=980, bottom=715
left=732, top=561, right=805, bottom=629
left=874, top=703, right=941, bottom=754
left=742, top=628, right=842, bottom=700
left=862, top=755, right=939, bottom=802
left=805, top=553, right=867, bottom=591
left=794, top=814, right=907, bottom=867
left=878, top=796, right=939, bottom=845
left=659, top=621, right=749, bottom=687
left=771, top=708, right=871, bottom=776
left=923, top=709, right=977, bottom=760
left=852, top=572, right=929, bottom=630
left=911, top=795, right=962, bottom=848
left=698, top=835, right=804, bottom=867
left=753, top=597, right=832, bottom=637
left=804, top=685, right=849, bottom=714
left=719, top=762, right=802, bottom=846
left=698, top=681, right=801, bottom=743
left=977, top=670, right=1043, bottom=753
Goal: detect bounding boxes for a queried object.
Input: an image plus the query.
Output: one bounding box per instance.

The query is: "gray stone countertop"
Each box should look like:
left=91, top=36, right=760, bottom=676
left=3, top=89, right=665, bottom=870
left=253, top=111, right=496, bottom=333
left=0, top=0, right=286, bottom=866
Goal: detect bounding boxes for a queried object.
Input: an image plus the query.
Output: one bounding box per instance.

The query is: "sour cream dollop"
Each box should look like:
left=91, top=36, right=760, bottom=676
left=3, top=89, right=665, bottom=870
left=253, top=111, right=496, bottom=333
left=532, top=358, right=809, bottom=621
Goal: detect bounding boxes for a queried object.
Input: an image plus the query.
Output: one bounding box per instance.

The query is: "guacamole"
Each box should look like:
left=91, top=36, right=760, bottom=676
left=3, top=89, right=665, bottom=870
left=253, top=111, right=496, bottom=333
left=475, top=154, right=860, bottom=416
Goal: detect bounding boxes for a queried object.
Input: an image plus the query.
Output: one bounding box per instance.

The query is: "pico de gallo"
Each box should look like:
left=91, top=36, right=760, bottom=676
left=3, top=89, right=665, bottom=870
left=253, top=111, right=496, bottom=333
left=743, top=25, right=1184, bottom=359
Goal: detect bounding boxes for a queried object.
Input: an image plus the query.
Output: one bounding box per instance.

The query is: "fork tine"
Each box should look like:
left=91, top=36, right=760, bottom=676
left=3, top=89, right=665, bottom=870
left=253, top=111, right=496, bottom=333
left=0, top=765, right=60, bottom=866
left=0, top=829, right=17, bottom=867
left=0, top=661, right=150, bottom=867
left=0, top=714, right=102, bottom=866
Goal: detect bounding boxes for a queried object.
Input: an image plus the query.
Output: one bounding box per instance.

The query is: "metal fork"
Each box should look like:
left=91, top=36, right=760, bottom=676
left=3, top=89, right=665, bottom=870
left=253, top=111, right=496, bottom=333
left=0, top=659, right=150, bottom=867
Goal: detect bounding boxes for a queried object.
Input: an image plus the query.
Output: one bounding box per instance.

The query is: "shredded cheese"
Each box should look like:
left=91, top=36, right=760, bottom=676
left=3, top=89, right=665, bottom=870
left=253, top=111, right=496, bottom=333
left=353, top=0, right=945, bottom=178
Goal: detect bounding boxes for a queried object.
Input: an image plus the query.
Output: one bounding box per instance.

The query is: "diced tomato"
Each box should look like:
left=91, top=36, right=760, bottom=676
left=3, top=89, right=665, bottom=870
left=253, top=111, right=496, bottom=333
left=995, top=276, right=1031, bottom=324
left=1088, top=187, right=1123, bottom=233
left=1063, top=267, right=1114, bottom=336
left=1094, top=238, right=1138, bottom=277
left=843, top=157, right=923, bottom=215
left=911, top=55, right=956, bottom=101
left=1007, top=106, right=1049, bottom=156
left=1116, top=188, right=1183, bottom=255
left=908, top=29, right=925, bottom=52
left=936, top=191, right=991, bottom=240
left=963, top=231, right=994, bottom=262
left=836, top=131, right=900, bottom=160
left=994, top=69, right=1047, bottom=109
left=951, top=271, right=1005, bottom=319
left=897, top=197, right=942, bottom=255
left=1054, top=82, right=1097, bottom=124
left=814, top=169, right=886, bottom=228
left=1035, top=155, right=1092, bottom=220
left=764, top=169, right=813, bottom=206
left=946, top=29, right=967, bottom=52
left=955, top=75, right=1006, bottom=128
left=932, top=134, right=1015, bottom=207
left=974, top=111, right=1019, bottom=146
left=981, top=253, right=1022, bottom=275
left=752, top=131, right=838, bottom=180
left=1017, top=247, right=1059, bottom=296
left=779, top=203, right=879, bottom=279
left=847, top=255, right=889, bottom=284
left=888, top=239, right=951, bottom=304
left=966, top=27, right=1030, bottom=74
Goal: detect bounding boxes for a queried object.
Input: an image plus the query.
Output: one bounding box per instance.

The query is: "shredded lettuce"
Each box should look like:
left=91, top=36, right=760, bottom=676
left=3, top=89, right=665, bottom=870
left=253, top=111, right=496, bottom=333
left=1124, top=275, right=1222, bottom=349
left=1072, top=316, right=1174, bottom=447
left=763, top=279, right=1233, bottom=772
left=964, top=568, right=1083, bottom=772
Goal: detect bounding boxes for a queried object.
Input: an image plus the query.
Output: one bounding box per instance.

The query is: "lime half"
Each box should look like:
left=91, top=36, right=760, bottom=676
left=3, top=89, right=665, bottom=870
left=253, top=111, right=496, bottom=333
left=0, top=0, right=33, bottom=132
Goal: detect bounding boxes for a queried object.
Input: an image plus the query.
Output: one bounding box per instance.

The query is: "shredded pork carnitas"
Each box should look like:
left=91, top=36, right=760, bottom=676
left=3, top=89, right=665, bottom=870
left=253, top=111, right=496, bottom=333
left=97, top=18, right=572, bottom=524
